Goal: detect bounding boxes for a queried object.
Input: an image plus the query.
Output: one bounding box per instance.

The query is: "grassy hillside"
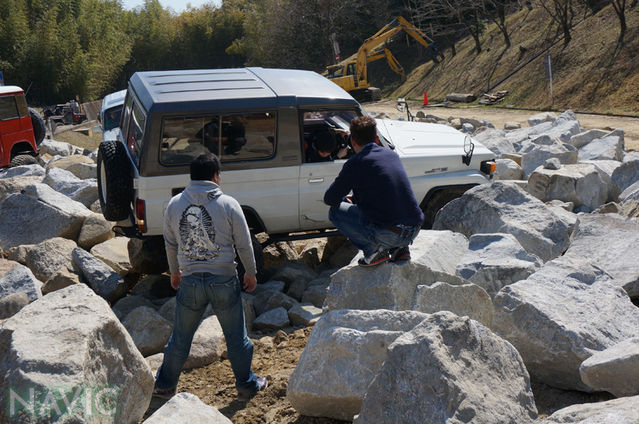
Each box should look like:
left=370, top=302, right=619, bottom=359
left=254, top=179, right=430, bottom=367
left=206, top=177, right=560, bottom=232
left=388, top=4, right=639, bottom=115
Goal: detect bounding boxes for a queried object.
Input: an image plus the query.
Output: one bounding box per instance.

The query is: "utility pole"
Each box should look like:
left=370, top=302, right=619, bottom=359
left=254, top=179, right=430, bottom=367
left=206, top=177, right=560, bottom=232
left=544, top=54, right=554, bottom=108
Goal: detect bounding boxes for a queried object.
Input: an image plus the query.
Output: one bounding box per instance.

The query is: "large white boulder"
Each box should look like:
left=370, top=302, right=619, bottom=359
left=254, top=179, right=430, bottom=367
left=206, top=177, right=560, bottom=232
left=287, top=309, right=430, bottom=421
left=253, top=307, right=290, bottom=331
left=354, top=312, right=537, bottom=424
left=568, top=129, right=608, bottom=148
left=519, top=136, right=578, bottom=177
left=527, top=163, right=609, bottom=210
left=561, top=214, right=639, bottom=298
left=611, top=158, right=639, bottom=198
left=528, top=112, right=557, bottom=126
left=0, top=284, right=154, bottom=423
left=579, top=337, right=639, bottom=397
left=143, top=392, right=232, bottom=423
left=580, top=159, right=622, bottom=202
left=39, top=139, right=74, bottom=156
left=0, top=175, right=43, bottom=203
left=494, top=158, right=524, bottom=180
left=0, top=164, right=45, bottom=179
left=22, top=237, right=77, bottom=282
left=541, top=395, right=639, bottom=424
left=77, top=213, right=114, bottom=250
left=433, top=182, right=575, bottom=262
left=456, top=233, right=542, bottom=298
left=0, top=264, right=42, bottom=302
left=72, top=247, right=127, bottom=302
left=578, top=131, right=624, bottom=161
left=122, top=306, right=173, bottom=356
left=408, top=230, right=469, bottom=274
left=90, top=237, right=131, bottom=276
left=43, top=167, right=98, bottom=207
left=493, top=255, right=639, bottom=391
left=325, top=261, right=466, bottom=312
left=413, top=281, right=493, bottom=327
left=472, top=127, right=516, bottom=156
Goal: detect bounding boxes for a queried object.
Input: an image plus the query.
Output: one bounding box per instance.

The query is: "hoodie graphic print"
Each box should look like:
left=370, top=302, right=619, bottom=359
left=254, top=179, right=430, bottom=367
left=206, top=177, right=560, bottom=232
left=178, top=204, right=221, bottom=261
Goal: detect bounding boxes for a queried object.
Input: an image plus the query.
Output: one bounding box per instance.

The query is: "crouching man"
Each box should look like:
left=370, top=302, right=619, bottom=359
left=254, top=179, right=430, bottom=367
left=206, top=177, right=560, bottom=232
left=153, top=152, right=267, bottom=400
left=323, top=116, right=424, bottom=266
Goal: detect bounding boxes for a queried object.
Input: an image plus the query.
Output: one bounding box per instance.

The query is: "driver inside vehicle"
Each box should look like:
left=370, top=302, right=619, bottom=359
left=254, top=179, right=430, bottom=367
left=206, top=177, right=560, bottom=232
left=305, top=130, right=350, bottom=163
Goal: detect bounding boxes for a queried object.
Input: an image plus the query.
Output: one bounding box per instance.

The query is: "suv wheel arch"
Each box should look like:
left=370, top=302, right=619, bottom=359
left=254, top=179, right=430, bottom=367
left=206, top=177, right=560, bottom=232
left=420, top=184, right=478, bottom=229
left=241, top=206, right=267, bottom=234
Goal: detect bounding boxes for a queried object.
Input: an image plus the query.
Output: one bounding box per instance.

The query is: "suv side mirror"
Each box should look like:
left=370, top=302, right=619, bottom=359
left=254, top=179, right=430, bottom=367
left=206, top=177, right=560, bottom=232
left=462, top=134, right=474, bottom=166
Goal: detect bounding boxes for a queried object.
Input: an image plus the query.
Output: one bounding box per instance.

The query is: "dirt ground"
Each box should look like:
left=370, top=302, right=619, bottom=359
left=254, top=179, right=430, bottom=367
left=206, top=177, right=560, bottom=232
left=364, top=101, right=639, bottom=151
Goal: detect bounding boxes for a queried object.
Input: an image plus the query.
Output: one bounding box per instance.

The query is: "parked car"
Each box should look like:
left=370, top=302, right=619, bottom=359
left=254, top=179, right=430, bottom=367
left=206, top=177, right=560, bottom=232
left=97, top=68, right=495, bottom=274
left=0, top=85, right=44, bottom=168
left=99, top=89, right=126, bottom=142
left=43, top=100, right=87, bottom=125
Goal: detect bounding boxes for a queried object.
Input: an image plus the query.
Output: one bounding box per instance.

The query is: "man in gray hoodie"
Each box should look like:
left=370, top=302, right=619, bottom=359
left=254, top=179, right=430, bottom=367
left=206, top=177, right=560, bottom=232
left=153, top=152, right=267, bottom=401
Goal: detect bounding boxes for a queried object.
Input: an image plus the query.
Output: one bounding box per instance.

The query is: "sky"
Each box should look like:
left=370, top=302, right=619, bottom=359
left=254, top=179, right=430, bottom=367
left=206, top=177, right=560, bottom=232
left=121, top=0, right=221, bottom=13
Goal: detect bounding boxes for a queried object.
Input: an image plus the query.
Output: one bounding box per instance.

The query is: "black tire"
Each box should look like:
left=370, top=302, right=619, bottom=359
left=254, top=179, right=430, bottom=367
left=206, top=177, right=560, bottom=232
left=237, top=233, right=265, bottom=284
left=97, top=140, right=133, bottom=221
left=421, top=189, right=468, bottom=229
left=10, top=154, right=37, bottom=167
left=28, top=108, right=46, bottom=146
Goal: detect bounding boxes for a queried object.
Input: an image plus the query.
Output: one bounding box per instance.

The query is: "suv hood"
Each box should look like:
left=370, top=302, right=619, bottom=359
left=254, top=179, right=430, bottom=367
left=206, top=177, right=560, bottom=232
left=376, top=119, right=494, bottom=159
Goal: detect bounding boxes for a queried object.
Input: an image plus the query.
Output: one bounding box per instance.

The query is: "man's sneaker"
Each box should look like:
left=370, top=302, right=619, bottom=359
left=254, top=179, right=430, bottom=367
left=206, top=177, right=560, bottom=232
left=152, top=386, right=177, bottom=400
left=238, top=377, right=268, bottom=401
left=358, top=248, right=390, bottom=267
left=390, top=246, right=411, bottom=262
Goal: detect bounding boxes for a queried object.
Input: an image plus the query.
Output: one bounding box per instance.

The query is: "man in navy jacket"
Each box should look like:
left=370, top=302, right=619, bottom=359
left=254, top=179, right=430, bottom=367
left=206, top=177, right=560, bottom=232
left=324, top=116, right=424, bottom=266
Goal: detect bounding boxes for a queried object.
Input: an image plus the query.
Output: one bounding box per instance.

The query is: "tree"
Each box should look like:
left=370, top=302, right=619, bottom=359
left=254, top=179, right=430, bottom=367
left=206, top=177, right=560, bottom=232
left=483, top=0, right=518, bottom=47
left=610, top=0, right=628, bottom=43
left=538, top=0, right=576, bottom=46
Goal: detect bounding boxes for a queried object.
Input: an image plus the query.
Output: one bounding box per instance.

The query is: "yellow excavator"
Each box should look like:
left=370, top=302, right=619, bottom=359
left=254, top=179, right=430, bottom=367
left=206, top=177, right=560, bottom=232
left=325, top=16, right=440, bottom=102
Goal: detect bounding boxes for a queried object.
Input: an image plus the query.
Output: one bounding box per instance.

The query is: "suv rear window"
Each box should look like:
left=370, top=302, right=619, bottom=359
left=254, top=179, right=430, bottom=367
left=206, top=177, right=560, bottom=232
left=160, top=112, right=276, bottom=165
left=125, top=99, right=146, bottom=166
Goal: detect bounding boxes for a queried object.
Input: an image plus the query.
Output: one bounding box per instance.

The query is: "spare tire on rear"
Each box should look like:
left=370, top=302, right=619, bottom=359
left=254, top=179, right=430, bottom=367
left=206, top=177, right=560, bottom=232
left=28, top=108, right=45, bottom=145
left=97, top=140, right=133, bottom=221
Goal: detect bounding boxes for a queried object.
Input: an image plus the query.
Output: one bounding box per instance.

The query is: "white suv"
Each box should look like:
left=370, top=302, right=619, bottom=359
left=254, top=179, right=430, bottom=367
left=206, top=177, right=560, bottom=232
left=97, top=68, right=495, bottom=273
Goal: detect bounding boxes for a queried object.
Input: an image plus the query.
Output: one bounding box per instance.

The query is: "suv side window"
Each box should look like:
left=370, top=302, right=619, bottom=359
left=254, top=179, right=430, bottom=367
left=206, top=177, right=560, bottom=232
left=302, top=109, right=359, bottom=163
left=125, top=99, right=146, bottom=166
left=15, top=95, right=28, bottom=117
left=0, top=96, right=18, bottom=120
left=160, top=112, right=276, bottom=165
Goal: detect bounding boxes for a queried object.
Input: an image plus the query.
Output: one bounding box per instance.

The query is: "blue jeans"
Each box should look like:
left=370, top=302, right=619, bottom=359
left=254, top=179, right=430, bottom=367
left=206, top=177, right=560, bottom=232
left=329, top=202, right=420, bottom=257
left=154, top=273, right=259, bottom=397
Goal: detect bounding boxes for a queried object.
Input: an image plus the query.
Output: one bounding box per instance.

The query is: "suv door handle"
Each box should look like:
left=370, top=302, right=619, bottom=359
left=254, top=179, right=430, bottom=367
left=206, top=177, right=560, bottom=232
left=308, top=178, right=324, bottom=183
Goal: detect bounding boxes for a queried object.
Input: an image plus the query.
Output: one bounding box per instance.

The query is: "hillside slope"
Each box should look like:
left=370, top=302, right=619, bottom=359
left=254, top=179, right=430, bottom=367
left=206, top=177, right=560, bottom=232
left=390, top=4, right=639, bottom=115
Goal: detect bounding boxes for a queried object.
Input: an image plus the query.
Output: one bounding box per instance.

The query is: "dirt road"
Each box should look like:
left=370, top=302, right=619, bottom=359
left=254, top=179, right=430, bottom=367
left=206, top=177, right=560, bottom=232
left=364, top=101, right=639, bottom=151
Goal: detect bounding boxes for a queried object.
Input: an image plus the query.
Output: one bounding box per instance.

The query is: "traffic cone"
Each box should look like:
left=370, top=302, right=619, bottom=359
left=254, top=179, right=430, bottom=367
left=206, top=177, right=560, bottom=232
left=423, top=91, right=428, bottom=106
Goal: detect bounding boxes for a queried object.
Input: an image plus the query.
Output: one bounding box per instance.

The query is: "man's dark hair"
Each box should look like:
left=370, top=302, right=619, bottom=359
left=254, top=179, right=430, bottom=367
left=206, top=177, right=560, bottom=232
left=314, top=131, right=336, bottom=153
left=349, top=116, right=377, bottom=147
left=190, top=152, right=221, bottom=181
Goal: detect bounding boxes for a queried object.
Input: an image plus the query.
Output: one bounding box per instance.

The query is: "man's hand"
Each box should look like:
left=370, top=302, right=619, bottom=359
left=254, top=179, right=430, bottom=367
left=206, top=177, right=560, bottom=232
left=344, top=194, right=354, bottom=204
left=243, top=274, right=257, bottom=293
left=170, top=271, right=182, bottom=290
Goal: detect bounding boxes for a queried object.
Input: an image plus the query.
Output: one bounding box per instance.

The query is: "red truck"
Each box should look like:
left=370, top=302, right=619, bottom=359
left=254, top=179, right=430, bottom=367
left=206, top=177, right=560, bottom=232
left=0, top=86, right=45, bottom=168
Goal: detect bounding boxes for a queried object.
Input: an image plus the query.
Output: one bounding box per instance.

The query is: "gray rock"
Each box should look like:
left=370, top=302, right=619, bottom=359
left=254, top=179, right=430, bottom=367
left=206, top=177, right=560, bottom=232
left=433, top=182, right=575, bottom=262
left=461, top=122, right=474, bottom=133
left=472, top=127, right=516, bottom=156
left=495, top=158, right=524, bottom=180
left=288, top=304, right=322, bottom=326
left=579, top=337, right=639, bottom=397
left=112, top=295, right=157, bottom=320
left=560, top=214, right=639, bottom=298
left=253, top=307, right=289, bottom=331
left=78, top=213, right=114, bottom=250
left=408, top=230, right=469, bottom=275
left=43, top=167, right=98, bottom=207
left=122, top=306, right=173, bottom=356
left=528, top=112, right=557, bottom=126
left=184, top=315, right=226, bottom=369
left=263, top=241, right=298, bottom=268
left=580, top=159, right=622, bottom=202
left=158, top=297, right=178, bottom=321
left=354, top=312, right=537, bottom=424
left=72, top=247, right=127, bottom=302
left=520, top=137, right=578, bottom=176
left=578, top=134, right=624, bottom=161
left=413, top=282, right=493, bottom=327
left=0, top=292, right=29, bottom=319
left=568, top=129, right=608, bottom=148
left=66, top=162, right=97, bottom=180
left=624, top=151, right=639, bottom=162
left=541, top=395, right=639, bottom=424
left=287, top=309, right=430, bottom=421
left=131, top=274, right=175, bottom=299
left=23, top=237, right=77, bottom=282
left=42, top=269, right=80, bottom=295
left=264, top=291, right=299, bottom=312
left=255, top=280, right=286, bottom=294
left=493, top=255, right=639, bottom=391
left=504, top=121, right=521, bottom=130
left=0, top=264, right=42, bottom=302
left=0, top=175, right=43, bottom=203
left=611, top=158, right=639, bottom=198
left=546, top=110, right=581, bottom=142
left=301, top=282, right=329, bottom=308
left=544, top=157, right=562, bottom=169
left=527, top=163, right=608, bottom=210
left=0, top=192, right=88, bottom=250
left=0, top=284, right=154, bottom=424
left=456, top=233, right=542, bottom=298
left=90, top=236, right=131, bottom=276
left=620, top=180, right=639, bottom=202
left=325, top=261, right=466, bottom=312
left=0, top=164, right=45, bottom=179
left=271, top=262, right=317, bottom=301
left=143, top=392, right=232, bottom=423
left=39, top=139, right=74, bottom=156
